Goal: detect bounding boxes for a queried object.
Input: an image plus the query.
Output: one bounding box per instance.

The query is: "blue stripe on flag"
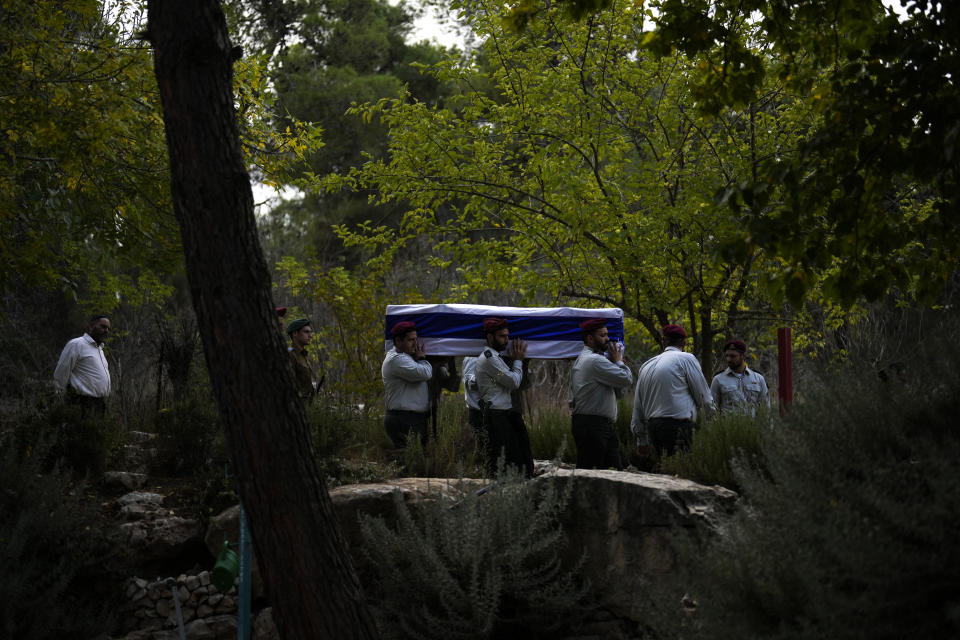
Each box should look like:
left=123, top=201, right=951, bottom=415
left=384, top=305, right=625, bottom=358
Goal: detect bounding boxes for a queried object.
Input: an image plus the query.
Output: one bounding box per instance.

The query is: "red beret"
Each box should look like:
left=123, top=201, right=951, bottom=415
left=579, top=318, right=607, bottom=333
left=390, top=321, right=416, bottom=337
left=723, top=339, right=747, bottom=353
left=275, top=306, right=287, bottom=317
left=662, top=324, right=687, bottom=338
left=482, top=317, right=508, bottom=334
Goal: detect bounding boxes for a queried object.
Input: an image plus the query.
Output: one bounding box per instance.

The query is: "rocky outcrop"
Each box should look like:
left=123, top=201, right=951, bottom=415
left=540, top=468, right=738, bottom=621
left=201, top=477, right=488, bottom=588
left=116, top=431, right=158, bottom=475
left=115, top=469, right=736, bottom=638
left=113, top=491, right=204, bottom=568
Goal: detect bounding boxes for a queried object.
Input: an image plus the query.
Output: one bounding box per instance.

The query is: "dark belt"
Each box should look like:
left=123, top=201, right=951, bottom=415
left=386, top=409, right=429, bottom=417
left=484, top=408, right=512, bottom=414
left=66, top=387, right=105, bottom=402
left=572, top=413, right=614, bottom=423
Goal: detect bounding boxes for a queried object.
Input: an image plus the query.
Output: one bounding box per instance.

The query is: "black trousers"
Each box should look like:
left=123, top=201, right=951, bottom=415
left=66, top=388, right=107, bottom=418
left=483, top=408, right=534, bottom=478
left=571, top=413, right=622, bottom=470
left=467, top=407, right=483, bottom=435
left=648, top=417, right=694, bottom=458
left=384, top=410, right=429, bottom=449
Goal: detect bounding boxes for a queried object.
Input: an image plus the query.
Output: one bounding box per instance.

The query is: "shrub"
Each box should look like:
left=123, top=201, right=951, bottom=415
left=654, top=320, right=960, bottom=640
left=527, top=395, right=639, bottom=467
left=6, top=397, right=124, bottom=477
left=359, top=469, right=590, bottom=639
left=660, top=410, right=768, bottom=491
left=308, top=400, right=385, bottom=460
left=151, top=395, right=223, bottom=476
left=526, top=404, right=575, bottom=462
left=306, top=394, right=478, bottom=482
left=396, top=395, right=480, bottom=478
left=0, top=430, right=115, bottom=639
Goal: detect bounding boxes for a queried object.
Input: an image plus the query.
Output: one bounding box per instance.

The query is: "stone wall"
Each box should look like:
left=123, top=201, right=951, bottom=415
left=119, top=572, right=236, bottom=634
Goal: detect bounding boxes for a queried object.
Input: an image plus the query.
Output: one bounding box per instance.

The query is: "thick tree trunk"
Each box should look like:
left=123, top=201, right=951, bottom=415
left=146, top=2, right=379, bottom=638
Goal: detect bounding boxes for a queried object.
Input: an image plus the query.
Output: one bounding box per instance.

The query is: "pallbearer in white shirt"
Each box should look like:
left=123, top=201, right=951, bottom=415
left=54, top=314, right=112, bottom=417
left=381, top=321, right=433, bottom=449
left=476, top=317, right=533, bottom=477
left=631, top=324, right=713, bottom=459
left=569, top=318, right=633, bottom=469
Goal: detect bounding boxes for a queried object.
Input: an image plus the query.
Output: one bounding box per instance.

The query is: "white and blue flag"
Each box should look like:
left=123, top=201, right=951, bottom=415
left=384, top=303, right=625, bottom=359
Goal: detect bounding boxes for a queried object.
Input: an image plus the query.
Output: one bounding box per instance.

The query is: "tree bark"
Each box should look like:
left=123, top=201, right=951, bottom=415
left=146, top=2, right=379, bottom=638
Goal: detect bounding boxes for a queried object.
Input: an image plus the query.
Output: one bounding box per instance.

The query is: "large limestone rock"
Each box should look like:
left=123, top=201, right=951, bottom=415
left=113, top=490, right=204, bottom=572
left=538, top=468, right=738, bottom=620
left=202, top=477, right=486, bottom=597
left=205, top=478, right=485, bottom=556
left=203, top=471, right=735, bottom=623
left=328, top=477, right=488, bottom=551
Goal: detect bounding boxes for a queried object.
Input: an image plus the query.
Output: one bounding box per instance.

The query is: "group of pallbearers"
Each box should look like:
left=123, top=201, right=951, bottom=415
left=381, top=315, right=770, bottom=477
left=50, top=311, right=767, bottom=475
left=382, top=316, right=536, bottom=476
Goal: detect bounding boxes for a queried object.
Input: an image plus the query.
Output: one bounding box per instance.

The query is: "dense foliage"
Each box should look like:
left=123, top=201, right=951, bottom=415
left=0, top=0, right=176, bottom=305
left=651, top=312, right=960, bottom=639
left=524, top=0, right=960, bottom=305
left=242, top=0, right=458, bottom=269
left=360, top=470, right=589, bottom=639
left=323, top=0, right=823, bottom=370
left=0, top=427, right=115, bottom=639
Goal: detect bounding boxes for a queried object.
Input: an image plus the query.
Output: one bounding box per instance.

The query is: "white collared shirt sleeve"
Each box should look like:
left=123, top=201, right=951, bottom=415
left=381, top=349, right=432, bottom=412
left=382, top=350, right=433, bottom=382
left=53, top=340, right=80, bottom=393
left=477, top=350, right=523, bottom=410
left=710, top=374, right=723, bottom=411
left=571, top=347, right=633, bottom=420
left=462, top=356, right=481, bottom=409
left=588, top=353, right=633, bottom=389
left=484, top=351, right=523, bottom=390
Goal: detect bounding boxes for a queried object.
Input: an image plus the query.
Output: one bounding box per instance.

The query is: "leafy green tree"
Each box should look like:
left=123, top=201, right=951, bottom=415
left=0, top=0, right=178, bottom=300
left=230, top=0, right=458, bottom=267
left=326, top=0, right=815, bottom=367
left=0, top=0, right=318, bottom=414
left=524, top=0, right=959, bottom=305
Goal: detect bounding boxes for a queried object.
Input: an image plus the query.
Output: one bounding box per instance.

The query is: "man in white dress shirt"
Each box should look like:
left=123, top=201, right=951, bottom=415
left=570, top=318, right=633, bottom=469
left=381, top=320, right=433, bottom=449
left=54, top=314, right=112, bottom=417
left=630, top=324, right=713, bottom=459
left=476, top=317, right=533, bottom=477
